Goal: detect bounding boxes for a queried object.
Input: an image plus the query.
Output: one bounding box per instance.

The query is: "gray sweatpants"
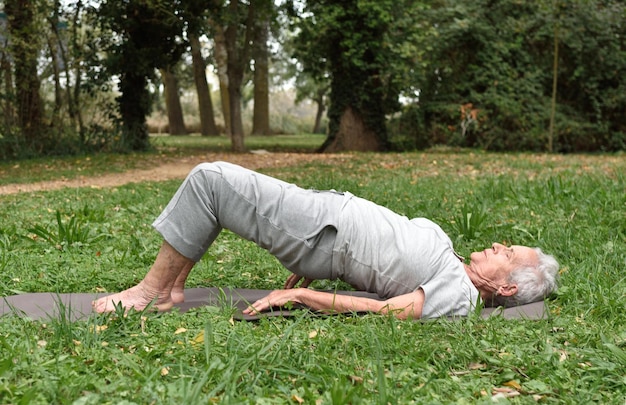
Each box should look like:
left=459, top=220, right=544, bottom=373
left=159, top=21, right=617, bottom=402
left=152, top=162, right=347, bottom=279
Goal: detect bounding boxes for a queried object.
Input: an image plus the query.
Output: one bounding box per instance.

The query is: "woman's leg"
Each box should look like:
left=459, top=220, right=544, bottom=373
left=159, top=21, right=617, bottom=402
left=94, top=162, right=344, bottom=313
left=92, top=241, right=194, bottom=312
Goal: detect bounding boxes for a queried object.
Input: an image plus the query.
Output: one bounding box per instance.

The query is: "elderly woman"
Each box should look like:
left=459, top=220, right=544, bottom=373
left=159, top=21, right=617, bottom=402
left=93, top=162, right=559, bottom=320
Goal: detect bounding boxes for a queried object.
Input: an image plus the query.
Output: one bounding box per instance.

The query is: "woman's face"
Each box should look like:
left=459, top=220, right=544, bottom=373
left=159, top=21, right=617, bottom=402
left=467, top=243, right=538, bottom=295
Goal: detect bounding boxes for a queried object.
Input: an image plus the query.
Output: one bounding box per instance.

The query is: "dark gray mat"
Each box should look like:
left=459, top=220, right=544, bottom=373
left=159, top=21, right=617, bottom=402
left=0, top=288, right=548, bottom=321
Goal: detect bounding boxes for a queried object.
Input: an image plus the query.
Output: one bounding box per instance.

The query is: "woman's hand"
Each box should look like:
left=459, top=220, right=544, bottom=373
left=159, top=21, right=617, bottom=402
left=243, top=289, right=303, bottom=315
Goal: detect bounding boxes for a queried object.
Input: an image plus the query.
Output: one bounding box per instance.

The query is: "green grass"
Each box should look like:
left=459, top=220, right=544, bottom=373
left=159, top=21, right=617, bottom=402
left=0, top=143, right=625, bottom=403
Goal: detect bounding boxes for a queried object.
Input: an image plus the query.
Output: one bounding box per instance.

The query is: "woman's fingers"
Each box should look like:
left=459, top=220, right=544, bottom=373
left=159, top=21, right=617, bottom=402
left=243, top=290, right=299, bottom=315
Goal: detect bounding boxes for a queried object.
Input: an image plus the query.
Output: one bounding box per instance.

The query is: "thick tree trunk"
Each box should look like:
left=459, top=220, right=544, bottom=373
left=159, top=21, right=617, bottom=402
left=189, top=34, right=218, bottom=136
left=252, top=18, right=270, bottom=135
left=319, top=107, right=383, bottom=152
left=160, top=67, right=187, bottom=135
left=118, top=72, right=150, bottom=150
left=212, top=25, right=231, bottom=136
left=5, top=0, right=44, bottom=145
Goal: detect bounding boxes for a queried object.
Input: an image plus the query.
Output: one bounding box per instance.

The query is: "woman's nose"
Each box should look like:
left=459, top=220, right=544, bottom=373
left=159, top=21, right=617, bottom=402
left=492, top=242, right=505, bottom=251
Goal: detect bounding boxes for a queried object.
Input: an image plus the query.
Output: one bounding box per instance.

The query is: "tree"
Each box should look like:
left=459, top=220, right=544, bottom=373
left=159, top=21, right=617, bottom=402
left=251, top=0, right=271, bottom=135
left=211, top=23, right=231, bottom=136
left=0, top=11, right=15, bottom=132
left=417, top=0, right=626, bottom=152
left=4, top=0, right=44, bottom=148
left=277, top=21, right=330, bottom=134
left=189, top=34, right=219, bottom=135
left=97, top=0, right=186, bottom=151
left=159, top=66, right=187, bottom=135
left=291, top=0, right=424, bottom=152
left=222, top=0, right=255, bottom=152
left=180, top=0, right=219, bottom=136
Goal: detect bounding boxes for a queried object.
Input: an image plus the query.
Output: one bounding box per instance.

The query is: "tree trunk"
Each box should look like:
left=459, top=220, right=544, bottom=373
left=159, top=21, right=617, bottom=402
left=319, top=107, right=383, bottom=152
left=0, top=54, right=15, bottom=129
left=118, top=71, right=151, bottom=150
left=312, top=88, right=325, bottom=134
left=69, top=0, right=85, bottom=139
left=47, top=35, right=63, bottom=124
left=252, top=18, right=270, bottom=135
left=189, top=34, right=218, bottom=136
left=212, top=24, right=231, bottom=136
left=229, top=85, right=245, bottom=152
left=5, top=0, right=44, bottom=146
left=224, top=0, right=255, bottom=152
left=160, top=67, right=187, bottom=135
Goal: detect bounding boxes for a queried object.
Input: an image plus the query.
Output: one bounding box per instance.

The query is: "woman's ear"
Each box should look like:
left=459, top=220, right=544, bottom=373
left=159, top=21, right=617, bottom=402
left=497, top=284, right=518, bottom=297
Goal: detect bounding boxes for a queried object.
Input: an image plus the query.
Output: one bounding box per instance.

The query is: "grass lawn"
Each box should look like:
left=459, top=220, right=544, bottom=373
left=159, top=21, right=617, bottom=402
left=0, top=136, right=625, bottom=403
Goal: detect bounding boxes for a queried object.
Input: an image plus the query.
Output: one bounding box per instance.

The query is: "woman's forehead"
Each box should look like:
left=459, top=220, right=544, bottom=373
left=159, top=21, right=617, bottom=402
left=512, top=245, right=538, bottom=265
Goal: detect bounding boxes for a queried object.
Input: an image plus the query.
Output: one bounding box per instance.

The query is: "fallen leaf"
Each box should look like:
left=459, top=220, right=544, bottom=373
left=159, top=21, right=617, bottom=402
left=291, top=394, right=304, bottom=404
left=308, top=330, right=318, bottom=339
left=503, top=380, right=522, bottom=390
left=174, top=327, right=187, bottom=335
left=192, top=331, right=205, bottom=347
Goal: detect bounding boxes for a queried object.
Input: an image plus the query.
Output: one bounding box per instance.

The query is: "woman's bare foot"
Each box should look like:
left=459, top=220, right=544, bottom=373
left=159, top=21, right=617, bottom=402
left=92, top=281, right=174, bottom=313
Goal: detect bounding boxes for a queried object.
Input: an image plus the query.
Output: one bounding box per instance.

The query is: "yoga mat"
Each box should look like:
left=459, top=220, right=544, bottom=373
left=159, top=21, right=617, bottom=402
left=0, top=288, right=548, bottom=322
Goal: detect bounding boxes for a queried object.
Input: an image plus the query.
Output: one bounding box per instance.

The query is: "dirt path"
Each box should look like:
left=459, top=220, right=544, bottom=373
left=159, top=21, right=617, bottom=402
left=0, top=152, right=351, bottom=195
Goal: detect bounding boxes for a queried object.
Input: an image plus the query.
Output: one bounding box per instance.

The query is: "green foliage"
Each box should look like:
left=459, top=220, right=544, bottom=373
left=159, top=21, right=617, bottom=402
left=96, top=0, right=187, bottom=151
left=412, top=0, right=626, bottom=152
left=27, top=209, right=109, bottom=250
left=451, top=202, right=488, bottom=241
left=291, top=0, right=428, bottom=150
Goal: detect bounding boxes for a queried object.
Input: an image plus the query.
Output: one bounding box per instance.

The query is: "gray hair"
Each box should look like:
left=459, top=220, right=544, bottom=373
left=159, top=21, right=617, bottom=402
left=493, top=248, right=559, bottom=308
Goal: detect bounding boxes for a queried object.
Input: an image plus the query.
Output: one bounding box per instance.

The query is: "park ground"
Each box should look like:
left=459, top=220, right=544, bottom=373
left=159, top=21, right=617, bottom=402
left=0, top=135, right=624, bottom=403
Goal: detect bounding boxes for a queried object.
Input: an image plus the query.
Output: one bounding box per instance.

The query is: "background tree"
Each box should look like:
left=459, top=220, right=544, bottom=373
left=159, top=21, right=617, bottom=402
left=210, top=23, right=231, bottom=136
left=182, top=0, right=219, bottom=136
left=189, top=34, right=219, bottom=136
left=4, top=0, right=44, bottom=150
left=415, top=0, right=626, bottom=152
left=218, top=0, right=275, bottom=150
left=297, top=74, right=329, bottom=134
left=251, top=0, right=271, bottom=136
left=97, top=0, right=186, bottom=151
left=220, top=0, right=256, bottom=152
left=159, top=65, right=187, bottom=135
left=291, top=0, right=425, bottom=152
left=0, top=0, right=624, bottom=159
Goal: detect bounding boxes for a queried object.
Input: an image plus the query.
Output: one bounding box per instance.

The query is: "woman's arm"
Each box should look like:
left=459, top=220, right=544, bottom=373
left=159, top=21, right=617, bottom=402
left=243, top=288, right=425, bottom=320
